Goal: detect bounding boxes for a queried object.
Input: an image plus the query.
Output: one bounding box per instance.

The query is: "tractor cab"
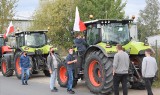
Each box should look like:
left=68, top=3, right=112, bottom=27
left=14, top=30, right=47, bottom=48
left=84, top=19, right=133, bottom=46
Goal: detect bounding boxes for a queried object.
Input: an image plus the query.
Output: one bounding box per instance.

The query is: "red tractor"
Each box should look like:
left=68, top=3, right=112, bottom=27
left=0, top=34, right=13, bottom=74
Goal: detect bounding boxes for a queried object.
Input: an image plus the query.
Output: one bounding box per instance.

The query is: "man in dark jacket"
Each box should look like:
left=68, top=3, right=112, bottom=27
left=47, top=47, right=59, bottom=92
left=74, top=33, right=87, bottom=55
left=66, top=48, right=77, bottom=94
left=20, top=51, right=31, bottom=85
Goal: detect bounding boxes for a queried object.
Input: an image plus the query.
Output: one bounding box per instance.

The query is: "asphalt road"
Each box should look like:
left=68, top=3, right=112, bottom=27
left=0, top=71, right=160, bottom=95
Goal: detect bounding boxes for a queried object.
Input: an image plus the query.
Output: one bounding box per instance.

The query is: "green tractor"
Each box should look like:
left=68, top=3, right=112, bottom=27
left=57, top=19, right=151, bottom=94
left=1, top=30, right=60, bottom=79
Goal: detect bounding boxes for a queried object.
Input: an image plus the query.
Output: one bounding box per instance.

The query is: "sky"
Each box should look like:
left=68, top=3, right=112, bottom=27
left=15, top=0, right=159, bottom=20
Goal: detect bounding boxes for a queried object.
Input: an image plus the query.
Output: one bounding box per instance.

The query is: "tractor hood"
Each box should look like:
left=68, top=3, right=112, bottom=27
left=97, top=41, right=151, bottom=55
left=21, top=45, right=57, bottom=55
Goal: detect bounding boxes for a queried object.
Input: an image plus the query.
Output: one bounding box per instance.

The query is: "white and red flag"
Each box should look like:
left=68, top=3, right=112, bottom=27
left=73, top=7, right=86, bottom=32
left=3, top=21, right=14, bottom=39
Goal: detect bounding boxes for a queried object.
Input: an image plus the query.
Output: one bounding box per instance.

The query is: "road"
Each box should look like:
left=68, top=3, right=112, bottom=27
left=0, top=71, right=160, bottom=95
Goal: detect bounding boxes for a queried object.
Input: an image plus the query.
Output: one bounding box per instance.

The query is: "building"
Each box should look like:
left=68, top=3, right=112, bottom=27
left=147, top=35, right=160, bottom=47
left=11, top=19, right=33, bottom=31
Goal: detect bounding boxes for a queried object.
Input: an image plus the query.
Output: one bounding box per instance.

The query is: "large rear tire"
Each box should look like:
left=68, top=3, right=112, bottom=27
left=84, top=50, right=113, bottom=94
left=1, top=58, right=13, bottom=77
left=57, top=62, right=78, bottom=88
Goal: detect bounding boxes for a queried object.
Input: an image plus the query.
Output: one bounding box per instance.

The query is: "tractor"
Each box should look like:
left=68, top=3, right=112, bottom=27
left=1, top=30, right=61, bottom=79
left=57, top=19, right=151, bottom=94
left=0, top=34, right=12, bottom=69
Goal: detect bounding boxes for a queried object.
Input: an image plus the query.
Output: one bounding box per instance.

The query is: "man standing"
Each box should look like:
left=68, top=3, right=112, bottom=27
left=47, top=47, right=58, bottom=92
left=113, top=44, right=130, bottom=95
left=74, top=33, right=87, bottom=55
left=20, top=51, right=31, bottom=85
left=142, top=49, right=158, bottom=95
left=66, top=48, right=77, bottom=94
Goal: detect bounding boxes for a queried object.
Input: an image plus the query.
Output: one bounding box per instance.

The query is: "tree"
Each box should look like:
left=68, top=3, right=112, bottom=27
left=31, top=0, right=77, bottom=48
left=137, top=0, right=160, bottom=41
left=31, top=0, right=127, bottom=49
left=78, top=0, right=126, bottom=21
left=0, top=0, right=17, bottom=33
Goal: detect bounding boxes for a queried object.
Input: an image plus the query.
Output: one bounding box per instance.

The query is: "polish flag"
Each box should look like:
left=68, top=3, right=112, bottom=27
left=3, top=21, right=14, bottom=39
left=73, top=7, right=86, bottom=32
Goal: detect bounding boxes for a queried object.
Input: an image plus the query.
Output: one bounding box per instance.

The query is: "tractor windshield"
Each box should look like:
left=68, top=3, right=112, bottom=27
left=0, top=37, right=4, bottom=47
left=101, top=23, right=130, bottom=45
left=25, top=33, right=46, bottom=47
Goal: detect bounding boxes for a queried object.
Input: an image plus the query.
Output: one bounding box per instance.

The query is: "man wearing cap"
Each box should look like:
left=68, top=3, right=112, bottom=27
left=20, top=51, right=31, bottom=85
left=47, top=47, right=59, bottom=92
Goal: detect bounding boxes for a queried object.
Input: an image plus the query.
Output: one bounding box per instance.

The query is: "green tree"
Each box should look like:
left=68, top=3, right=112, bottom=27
left=78, top=0, right=126, bottom=21
left=0, top=0, right=17, bottom=33
left=137, top=0, right=160, bottom=41
left=31, top=0, right=127, bottom=49
left=31, top=0, right=78, bottom=48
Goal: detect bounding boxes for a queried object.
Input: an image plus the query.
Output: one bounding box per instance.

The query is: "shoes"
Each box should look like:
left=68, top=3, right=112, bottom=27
left=25, top=81, right=28, bottom=85
left=51, top=87, right=58, bottom=92
left=22, top=81, right=28, bottom=85
left=54, top=87, right=58, bottom=91
left=67, top=89, right=75, bottom=94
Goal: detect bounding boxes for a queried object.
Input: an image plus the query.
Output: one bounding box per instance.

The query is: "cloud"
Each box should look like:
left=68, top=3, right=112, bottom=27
left=124, top=0, right=146, bottom=18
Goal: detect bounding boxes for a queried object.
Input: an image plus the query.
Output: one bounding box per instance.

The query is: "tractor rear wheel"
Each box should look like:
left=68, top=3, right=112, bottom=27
left=1, top=58, right=13, bottom=77
left=84, top=50, right=113, bottom=94
left=57, top=62, right=78, bottom=88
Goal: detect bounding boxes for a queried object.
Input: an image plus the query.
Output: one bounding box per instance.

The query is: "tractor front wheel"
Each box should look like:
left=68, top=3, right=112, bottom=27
left=14, top=52, right=22, bottom=79
left=84, top=50, right=113, bottom=94
left=57, top=62, right=78, bottom=88
left=14, top=52, right=33, bottom=79
left=1, top=58, right=13, bottom=77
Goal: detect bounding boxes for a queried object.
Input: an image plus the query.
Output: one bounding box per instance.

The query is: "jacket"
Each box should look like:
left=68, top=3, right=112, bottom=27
left=20, top=55, right=31, bottom=68
left=47, top=53, right=59, bottom=71
left=142, top=56, right=158, bottom=78
left=74, top=38, right=87, bottom=51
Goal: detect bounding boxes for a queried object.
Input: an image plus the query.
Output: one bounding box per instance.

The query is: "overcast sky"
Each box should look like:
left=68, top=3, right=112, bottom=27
left=15, top=0, right=159, bottom=20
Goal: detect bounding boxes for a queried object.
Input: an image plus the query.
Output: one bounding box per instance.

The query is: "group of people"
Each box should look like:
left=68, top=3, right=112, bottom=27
left=19, top=34, right=158, bottom=95
left=113, top=44, right=158, bottom=95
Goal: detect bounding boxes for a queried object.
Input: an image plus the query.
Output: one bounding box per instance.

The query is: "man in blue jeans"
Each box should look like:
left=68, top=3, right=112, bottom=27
left=47, top=47, right=59, bottom=92
left=20, top=51, right=31, bottom=85
left=66, top=48, right=77, bottom=94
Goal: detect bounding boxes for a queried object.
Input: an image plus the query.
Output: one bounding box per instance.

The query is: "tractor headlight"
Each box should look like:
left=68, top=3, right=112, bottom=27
left=144, top=43, right=149, bottom=46
left=106, top=43, right=112, bottom=48
left=24, top=47, right=29, bottom=50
